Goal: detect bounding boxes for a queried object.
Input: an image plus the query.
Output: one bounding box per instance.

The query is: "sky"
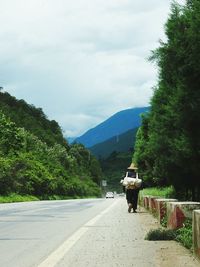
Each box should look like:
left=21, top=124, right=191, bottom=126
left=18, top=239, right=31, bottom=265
left=0, top=0, right=185, bottom=138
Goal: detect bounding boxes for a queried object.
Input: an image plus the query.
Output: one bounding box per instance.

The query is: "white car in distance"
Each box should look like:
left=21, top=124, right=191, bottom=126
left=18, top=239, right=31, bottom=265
left=106, top=192, right=114, bottom=198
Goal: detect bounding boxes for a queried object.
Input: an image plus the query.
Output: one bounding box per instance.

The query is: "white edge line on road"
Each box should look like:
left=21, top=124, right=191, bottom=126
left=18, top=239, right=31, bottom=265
left=37, top=199, right=120, bottom=267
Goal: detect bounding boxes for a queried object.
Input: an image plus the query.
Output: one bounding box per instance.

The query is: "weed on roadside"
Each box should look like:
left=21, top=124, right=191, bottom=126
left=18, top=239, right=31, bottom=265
left=175, top=218, right=193, bottom=250
left=160, top=213, right=167, bottom=228
left=145, top=228, right=176, bottom=241
left=145, top=218, right=193, bottom=251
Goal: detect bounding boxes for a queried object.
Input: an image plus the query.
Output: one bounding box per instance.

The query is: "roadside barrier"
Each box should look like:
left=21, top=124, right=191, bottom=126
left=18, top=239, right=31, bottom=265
left=155, top=198, right=178, bottom=224
left=193, top=210, right=200, bottom=260
left=141, top=194, right=200, bottom=261
left=167, top=201, right=200, bottom=229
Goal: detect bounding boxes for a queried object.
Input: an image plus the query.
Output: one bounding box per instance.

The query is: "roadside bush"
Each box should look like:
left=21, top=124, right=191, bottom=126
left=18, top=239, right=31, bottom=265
left=145, top=228, right=176, bottom=241
left=145, top=218, right=193, bottom=251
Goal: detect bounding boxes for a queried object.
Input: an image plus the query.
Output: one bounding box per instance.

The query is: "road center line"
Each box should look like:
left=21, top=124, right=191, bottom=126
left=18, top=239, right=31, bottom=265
left=37, top=199, right=120, bottom=267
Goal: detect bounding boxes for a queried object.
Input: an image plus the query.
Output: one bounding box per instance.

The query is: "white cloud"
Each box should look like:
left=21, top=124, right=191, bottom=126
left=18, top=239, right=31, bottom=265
left=0, top=0, right=186, bottom=137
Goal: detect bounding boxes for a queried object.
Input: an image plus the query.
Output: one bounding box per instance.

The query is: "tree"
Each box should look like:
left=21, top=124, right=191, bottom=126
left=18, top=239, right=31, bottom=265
left=134, top=0, right=200, bottom=200
left=0, top=111, right=24, bottom=155
left=0, top=110, right=102, bottom=198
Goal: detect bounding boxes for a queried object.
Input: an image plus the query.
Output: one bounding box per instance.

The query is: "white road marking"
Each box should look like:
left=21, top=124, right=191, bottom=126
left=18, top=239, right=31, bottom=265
left=37, top=199, right=120, bottom=267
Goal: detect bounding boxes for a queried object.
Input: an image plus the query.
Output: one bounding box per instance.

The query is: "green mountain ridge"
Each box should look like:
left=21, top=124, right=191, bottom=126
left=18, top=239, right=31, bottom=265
left=89, top=127, right=138, bottom=159
left=0, top=91, right=102, bottom=199
left=0, top=91, right=67, bottom=147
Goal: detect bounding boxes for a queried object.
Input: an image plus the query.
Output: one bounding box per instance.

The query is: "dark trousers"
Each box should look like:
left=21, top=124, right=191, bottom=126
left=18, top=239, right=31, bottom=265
left=126, top=189, right=139, bottom=210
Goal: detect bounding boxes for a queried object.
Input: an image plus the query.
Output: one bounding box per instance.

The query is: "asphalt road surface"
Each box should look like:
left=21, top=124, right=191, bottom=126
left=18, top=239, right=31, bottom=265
left=0, top=198, right=112, bottom=267
left=0, top=197, right=199, bottom=267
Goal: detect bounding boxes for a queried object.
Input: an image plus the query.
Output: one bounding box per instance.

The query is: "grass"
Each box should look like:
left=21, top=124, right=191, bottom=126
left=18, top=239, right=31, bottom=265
left=160, top=213, right=167, bottom=227
left=40, top=195, right=99, bottom=200
left=0, top=194, right=100, bottom=203
left=145, top=228, right=176, bottom=241
left=0, top=194, right=39, bottom=203
left=145, top=219, right=193, bottom=250
left=141, top=186, right=175, bottom=198
left=175, top=218, right=193, bottom=250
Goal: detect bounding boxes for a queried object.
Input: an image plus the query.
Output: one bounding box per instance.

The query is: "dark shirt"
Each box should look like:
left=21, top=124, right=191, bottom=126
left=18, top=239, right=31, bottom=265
left=127, top=171, right=136, bottom=178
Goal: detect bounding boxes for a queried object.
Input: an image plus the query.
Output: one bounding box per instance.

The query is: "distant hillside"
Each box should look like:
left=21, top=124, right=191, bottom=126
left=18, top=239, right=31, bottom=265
left=67, top=137, right=76, bottom=144
left=0, top=91, right=102, bottom=198
left=0, top=91, right=67, bottom=147
left=75, top=107, right=149, bottom=148
left=89, top=127, right=138, bottom=159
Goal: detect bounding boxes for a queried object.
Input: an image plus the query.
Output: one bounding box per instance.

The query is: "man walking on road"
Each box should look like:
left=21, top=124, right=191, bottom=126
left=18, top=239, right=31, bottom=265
left=123, top=163, right=140, bottom=213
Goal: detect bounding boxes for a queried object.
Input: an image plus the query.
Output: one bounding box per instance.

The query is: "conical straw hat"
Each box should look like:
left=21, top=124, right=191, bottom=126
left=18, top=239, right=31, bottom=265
left=127, top=163, right=138, bottom=170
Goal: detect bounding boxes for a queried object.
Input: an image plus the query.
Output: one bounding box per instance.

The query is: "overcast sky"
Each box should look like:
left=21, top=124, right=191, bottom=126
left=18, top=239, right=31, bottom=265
left=0, top=0, right=185, bottom=137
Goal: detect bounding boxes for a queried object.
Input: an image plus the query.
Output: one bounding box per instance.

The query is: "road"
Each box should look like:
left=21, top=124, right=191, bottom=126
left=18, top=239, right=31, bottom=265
left=0, top=197, right=199, bottom=267
left=0, top=198, right=111, bottom=267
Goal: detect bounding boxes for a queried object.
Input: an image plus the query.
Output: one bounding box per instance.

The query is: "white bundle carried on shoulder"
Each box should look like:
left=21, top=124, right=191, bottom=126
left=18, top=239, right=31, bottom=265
left=121, top=172, right=142, bottom=189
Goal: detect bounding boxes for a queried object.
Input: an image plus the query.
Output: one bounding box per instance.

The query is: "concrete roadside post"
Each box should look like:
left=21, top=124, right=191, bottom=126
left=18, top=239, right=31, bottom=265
left=148, top=196, right=162, bottom=215
left=167, top=202, right=200, bottom=229
left=144, top=195, right=150, bottom=209
left=155, top=199, right=178, bottom=224
left=193, top=210, right=200, bottom=261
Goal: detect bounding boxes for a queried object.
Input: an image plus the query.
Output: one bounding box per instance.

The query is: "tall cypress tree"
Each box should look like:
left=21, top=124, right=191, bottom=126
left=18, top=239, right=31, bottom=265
left=134, top=0, right=200, bottom=200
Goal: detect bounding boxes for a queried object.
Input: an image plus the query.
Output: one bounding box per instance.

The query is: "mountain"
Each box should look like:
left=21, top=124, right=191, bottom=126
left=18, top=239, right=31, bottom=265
left=67, top=137, right=76, bottom=144
left=75, top=107, right=149, bottom=148
left=89, top=127, right=138, bottom=158
left=0, top=91, right=67, bottom=147
left=0, top=90, right=102, bottom=198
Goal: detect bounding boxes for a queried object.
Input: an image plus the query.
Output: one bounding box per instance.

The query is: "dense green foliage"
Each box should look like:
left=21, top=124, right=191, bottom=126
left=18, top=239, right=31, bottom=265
left=0, top=91, right=67, bottom=147
left=0, top=92, right=102, bottom=199
left=133, top=0, right=200, bottom=201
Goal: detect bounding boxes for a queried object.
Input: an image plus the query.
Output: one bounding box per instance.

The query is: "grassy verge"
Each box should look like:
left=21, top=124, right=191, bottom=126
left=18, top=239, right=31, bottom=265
left=142, top=187, right=193, bottom=250
left=0, top=194, right=100, bottom=203
left=0, top=194, right=39, bottom=203
left=145, top=216, right=193, bottom=250
left=141, top=186, right=175, bottom=198
left=145, top=219, right=193, bottom=250
left=39, top=195, right=99, bottom=200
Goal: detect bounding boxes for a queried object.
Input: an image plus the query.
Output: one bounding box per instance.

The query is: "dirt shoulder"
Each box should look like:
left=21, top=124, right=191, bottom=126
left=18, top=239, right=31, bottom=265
left=138, top=204, right=200, bottom=267
left=56, top=198, right=200, bottom=267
